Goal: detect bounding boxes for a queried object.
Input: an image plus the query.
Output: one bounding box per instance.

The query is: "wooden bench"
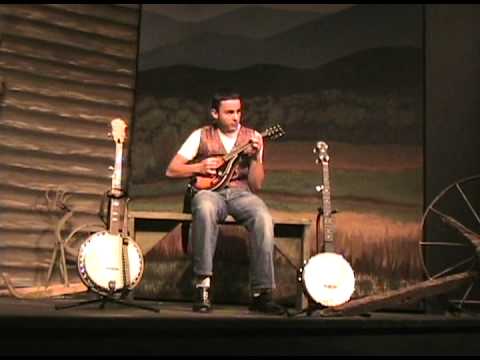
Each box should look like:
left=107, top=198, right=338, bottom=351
left=127, top=210, right=312, bottom=311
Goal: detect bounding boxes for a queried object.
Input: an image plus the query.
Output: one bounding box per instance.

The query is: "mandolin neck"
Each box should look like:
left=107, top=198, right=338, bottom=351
left=224, top=139, right=254, bottom=161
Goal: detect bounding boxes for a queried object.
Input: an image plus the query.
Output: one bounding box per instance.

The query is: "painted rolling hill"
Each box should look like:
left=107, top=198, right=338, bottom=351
left=139, top=5, right=324, bottom=52
left=137, top=46, right=422, bottom=99
left=139, top=4, right=422, bottom=70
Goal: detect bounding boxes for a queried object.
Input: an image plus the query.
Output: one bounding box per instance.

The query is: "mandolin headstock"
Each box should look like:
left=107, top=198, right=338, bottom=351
left=261, top=124, right=285, bottom=140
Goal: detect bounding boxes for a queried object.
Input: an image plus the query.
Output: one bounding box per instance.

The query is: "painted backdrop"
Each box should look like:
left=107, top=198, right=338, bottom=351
left=129, top=4, right=424, bottom=306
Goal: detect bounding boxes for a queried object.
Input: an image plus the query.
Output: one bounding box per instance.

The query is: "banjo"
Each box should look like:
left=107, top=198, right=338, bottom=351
left=299, top=141, right=355, bottom=307
left=77, top=118, right=144, bottom=296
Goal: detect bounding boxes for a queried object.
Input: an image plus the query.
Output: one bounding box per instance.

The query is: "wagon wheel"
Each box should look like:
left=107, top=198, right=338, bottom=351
left=420, top=174, right=480, bottom=311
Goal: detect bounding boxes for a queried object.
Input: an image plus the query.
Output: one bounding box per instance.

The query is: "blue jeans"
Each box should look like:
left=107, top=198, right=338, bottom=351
left=190, top=187, right=275, bottom=291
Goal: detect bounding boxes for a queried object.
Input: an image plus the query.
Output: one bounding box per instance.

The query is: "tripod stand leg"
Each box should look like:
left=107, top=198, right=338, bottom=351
left=110, top=298, right=159, bottom=312
left=54, top=297, right=104, bottom=310
left=286, top=302, right=326, bottom=317
left=54, top=293, right=159, bottom=313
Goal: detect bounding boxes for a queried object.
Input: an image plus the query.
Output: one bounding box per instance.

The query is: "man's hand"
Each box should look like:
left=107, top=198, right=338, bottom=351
left=244, top=133, right=263, bottom=161
left=199, top=157, right=224, bottom=175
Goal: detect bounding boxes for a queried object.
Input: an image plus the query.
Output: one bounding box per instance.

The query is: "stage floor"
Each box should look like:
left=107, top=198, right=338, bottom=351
left=1, top=294, right=480, bottom=356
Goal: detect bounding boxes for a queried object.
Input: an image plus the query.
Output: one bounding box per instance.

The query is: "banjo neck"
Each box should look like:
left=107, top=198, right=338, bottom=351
left=109, top=118, right=127, bottom=235
left=315, top=141, right=335, bottom=253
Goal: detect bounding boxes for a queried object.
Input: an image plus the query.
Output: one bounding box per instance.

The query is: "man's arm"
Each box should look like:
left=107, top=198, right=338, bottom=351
left=246, top=132, right=265, bottom=192
left=165, top=128, right=222, bottom=178
left=166, top=154, right=223, bottom=178
left=248, top=159, right=265, bottom=192
left=166, top=153, right=198, bottom=178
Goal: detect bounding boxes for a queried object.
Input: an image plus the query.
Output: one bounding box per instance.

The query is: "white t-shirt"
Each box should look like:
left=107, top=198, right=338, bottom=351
left=177, top=125, right=263, bottom=162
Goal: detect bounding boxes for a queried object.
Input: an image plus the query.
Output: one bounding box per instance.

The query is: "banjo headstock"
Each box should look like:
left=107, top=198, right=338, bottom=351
left=110, top=118, right=128, bottom=144
left=313, top=141, right=329, bottom=165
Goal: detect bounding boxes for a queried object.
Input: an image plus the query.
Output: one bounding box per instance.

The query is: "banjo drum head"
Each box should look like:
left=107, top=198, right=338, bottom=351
left=301, top=252, right=355, bottom=307
left=77, top=231, right=144, bottom=295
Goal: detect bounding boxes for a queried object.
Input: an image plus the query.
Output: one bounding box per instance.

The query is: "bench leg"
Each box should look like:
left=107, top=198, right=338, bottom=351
left=128, top=216, right=135, bottom=239
left=297, top=223, right=311, bottom=311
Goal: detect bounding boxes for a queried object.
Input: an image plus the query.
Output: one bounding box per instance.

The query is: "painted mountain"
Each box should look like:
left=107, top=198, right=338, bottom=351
left=139, top=6, right=326, bottom=53
left=138, top=4, right=422, bottom=70
left=137, top=46, right=421, bottom=100
left=136, top=4, right=423, bottom=145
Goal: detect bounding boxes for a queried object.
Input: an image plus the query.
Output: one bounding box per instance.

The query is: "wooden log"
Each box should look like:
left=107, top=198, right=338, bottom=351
left=1, top=247, right=62, bottom=263
left=320, top=271, right=478, bottom=317
left=0, top=147, right=111, bottom=179
left=0, top=14, right=136, bottom=60
left=1, top=68, right=133, bottom=107
left=0, top=107, right=111, bottom=141
left=0, top=5, right=138, bottom=42
left=1, top=35, right=135, bottom=75
left=3, top=90, right=130, bottom=124
left=0, top=165, right=110, bottom=195
left=0, top=185, right=106, bottom=215
left=0, top=227, right=103, bottom=261
left=0, top=52, right=134, bottom=89
left=0, top=125, right=114, bottom=159
left=0, top=256, right=50, bottom=270
left=0, top=229, right=95, bottom=251
left=3, top=91, right=132, bottom=124
left=46, top=4, right=139, bottom=26
left=0, top=230, right=57, bottom=251
left=0, top=269, right=82, bottom=288
left=0, top=277, right=88, bottom=299
left=0, top=268, right=68, bottom=288
left=0, top=209, right=105, bottom=232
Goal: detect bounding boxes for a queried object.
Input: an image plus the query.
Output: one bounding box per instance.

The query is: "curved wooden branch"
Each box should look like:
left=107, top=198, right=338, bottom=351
left=1, top=272, right=87, bottom=299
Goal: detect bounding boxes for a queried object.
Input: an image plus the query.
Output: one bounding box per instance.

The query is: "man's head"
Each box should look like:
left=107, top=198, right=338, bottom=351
left=210, top=90, right=243, bottom=134
left=211, top=90, right=242, bottom=112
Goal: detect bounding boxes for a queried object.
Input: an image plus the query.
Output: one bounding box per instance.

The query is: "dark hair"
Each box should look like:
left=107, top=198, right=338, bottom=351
left=211, top=89, right=242, bottom=111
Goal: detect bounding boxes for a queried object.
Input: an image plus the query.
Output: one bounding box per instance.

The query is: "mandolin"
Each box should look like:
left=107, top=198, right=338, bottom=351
left=192, top=124, right=285, bottom=191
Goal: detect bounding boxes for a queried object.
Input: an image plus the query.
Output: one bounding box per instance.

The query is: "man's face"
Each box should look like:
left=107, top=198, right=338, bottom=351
left=211, top=99, right=242, bottom=134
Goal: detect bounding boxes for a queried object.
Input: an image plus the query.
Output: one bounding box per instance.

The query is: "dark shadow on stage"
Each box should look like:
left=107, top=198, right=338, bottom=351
left=1, top=294, right=480, bottom=356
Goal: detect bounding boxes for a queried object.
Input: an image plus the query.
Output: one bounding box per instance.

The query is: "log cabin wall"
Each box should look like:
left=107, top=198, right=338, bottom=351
left=0, top=4, right=140, bottom=288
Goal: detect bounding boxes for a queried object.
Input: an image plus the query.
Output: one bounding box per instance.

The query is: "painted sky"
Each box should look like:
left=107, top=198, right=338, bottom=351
left=143, top=4, right=354, bottom=22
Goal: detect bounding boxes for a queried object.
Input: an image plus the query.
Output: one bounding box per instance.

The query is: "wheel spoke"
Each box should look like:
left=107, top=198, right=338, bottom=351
left=420, top=241, right=468, bottom=247
left=456, top=183, right=480, bottom=226
left=430, top=207, right=480, bottom=248
left=458, top=280, right=476, bottom=308
left=431, top=255, right=476, bottom=279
